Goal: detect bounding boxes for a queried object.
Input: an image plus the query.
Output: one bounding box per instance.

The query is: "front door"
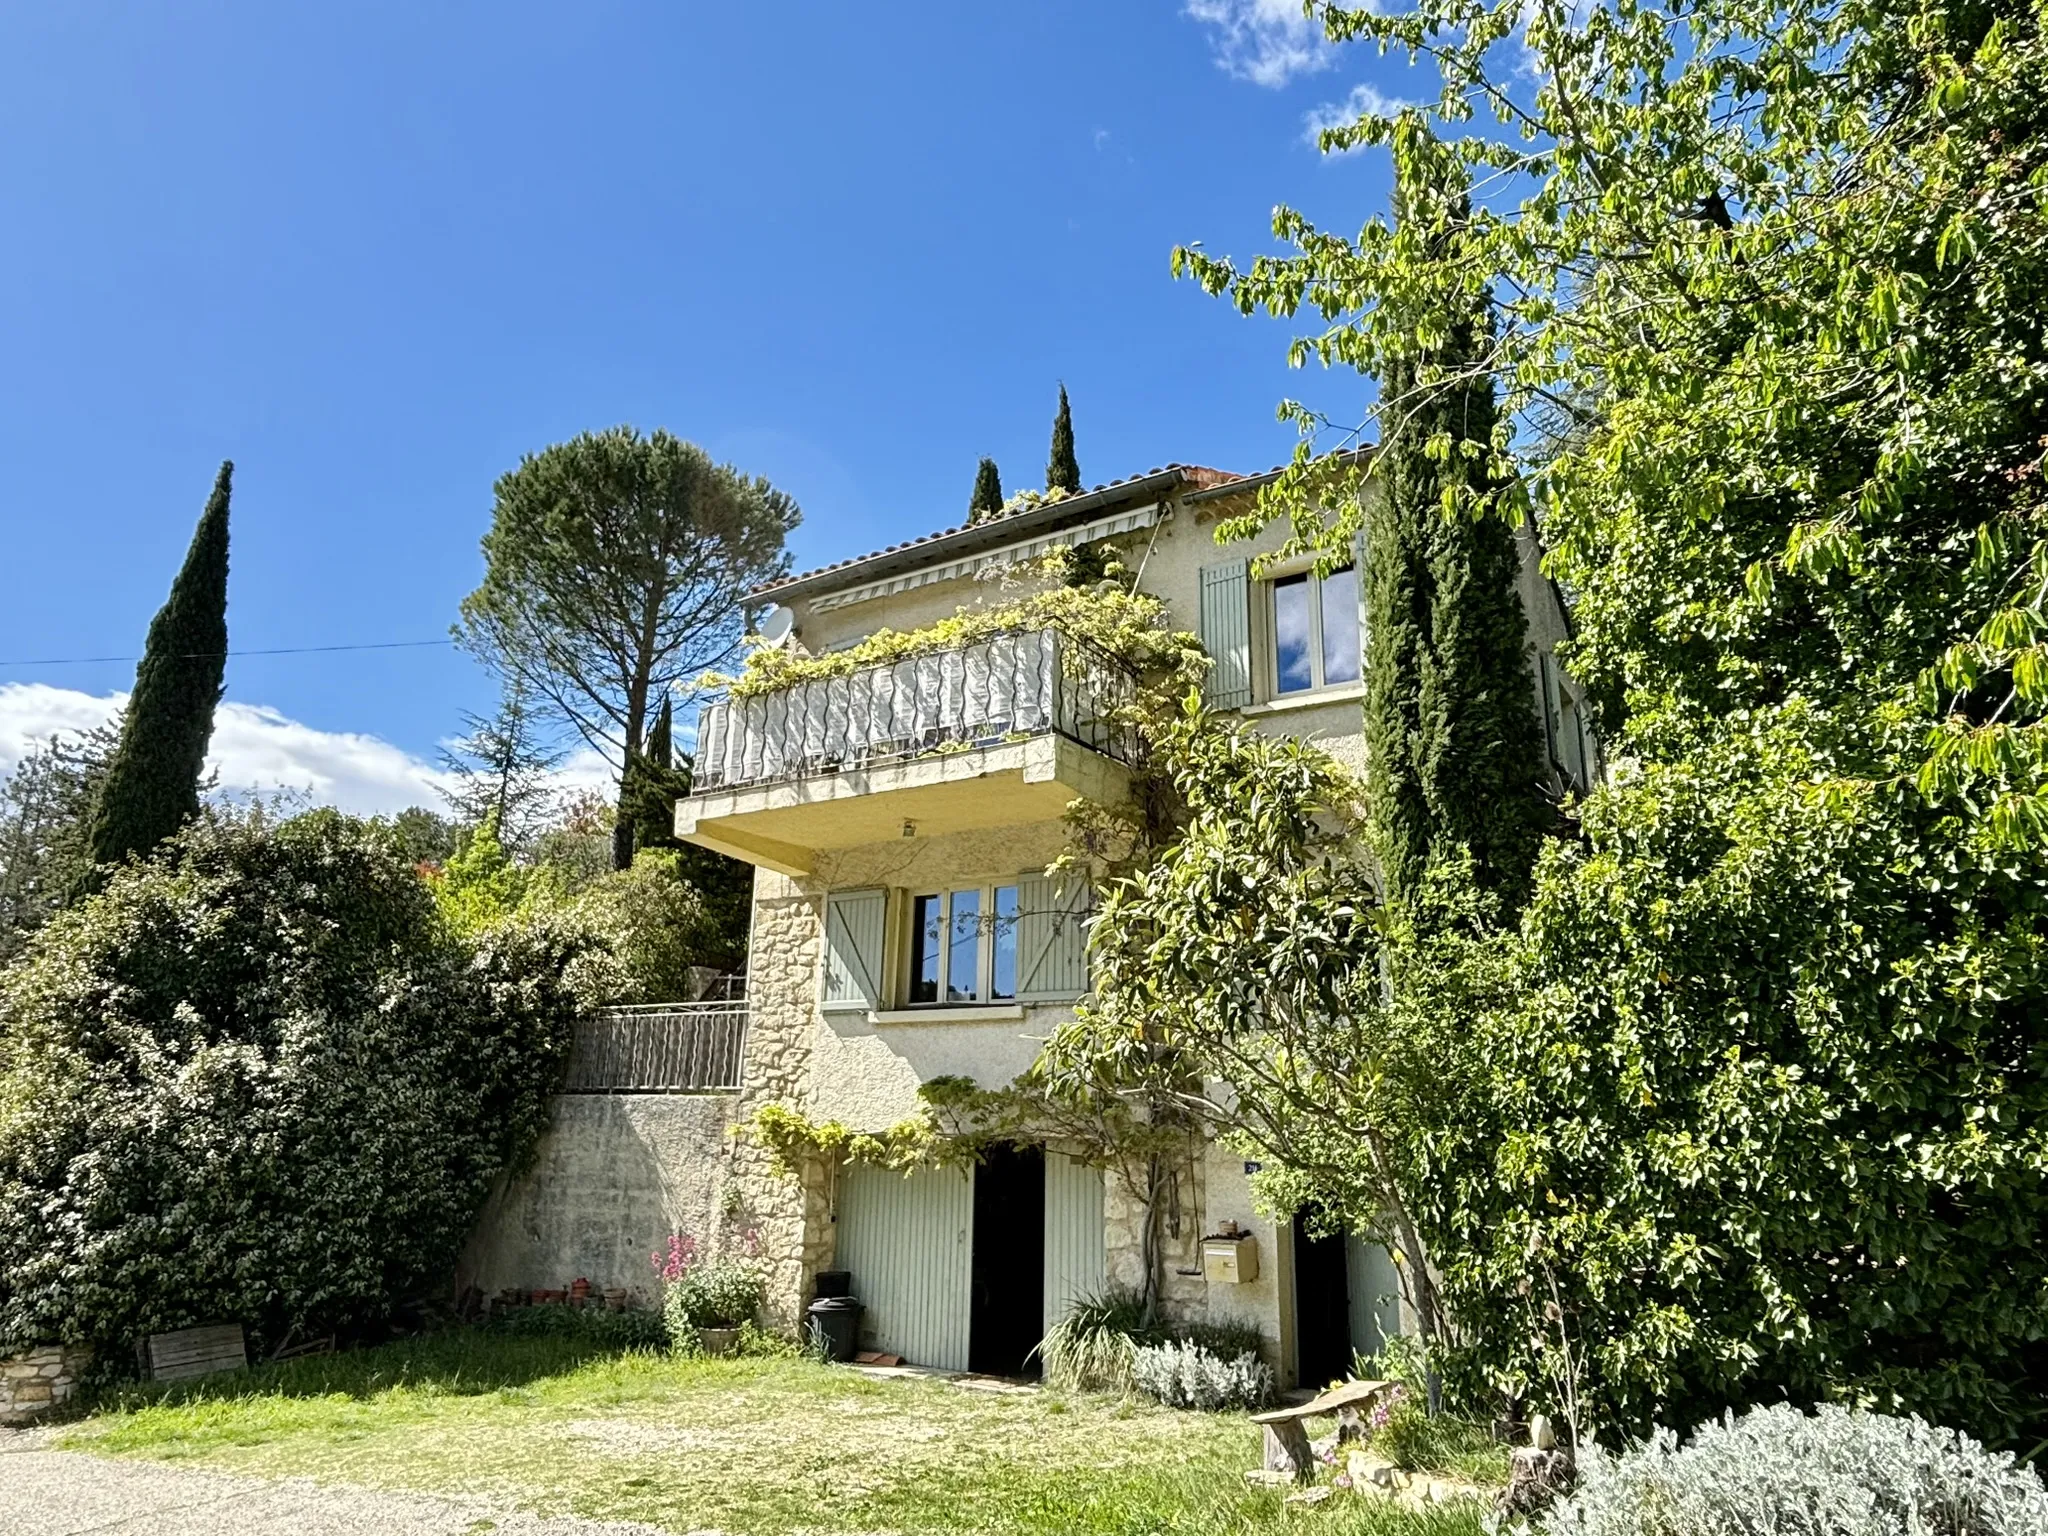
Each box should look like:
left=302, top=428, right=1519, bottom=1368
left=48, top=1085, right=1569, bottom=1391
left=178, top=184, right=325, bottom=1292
left=968, top=1144, right=1045, bottom=1376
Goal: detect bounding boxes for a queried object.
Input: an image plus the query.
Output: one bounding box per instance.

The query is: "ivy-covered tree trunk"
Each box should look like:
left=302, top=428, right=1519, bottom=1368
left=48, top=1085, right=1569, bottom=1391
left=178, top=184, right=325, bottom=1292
left=1362, top=144, right=1547, bottom=909
left=81, top=462, right=232, bottom=884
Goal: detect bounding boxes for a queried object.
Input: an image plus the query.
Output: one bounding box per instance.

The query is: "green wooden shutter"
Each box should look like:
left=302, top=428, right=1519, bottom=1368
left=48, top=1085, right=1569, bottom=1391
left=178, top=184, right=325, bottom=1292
left=1198, top=559, right=1252, bottom=709
left=822, top=889, right=886, bottom=1011
left=1016, top=872, right=1092, bottom=1002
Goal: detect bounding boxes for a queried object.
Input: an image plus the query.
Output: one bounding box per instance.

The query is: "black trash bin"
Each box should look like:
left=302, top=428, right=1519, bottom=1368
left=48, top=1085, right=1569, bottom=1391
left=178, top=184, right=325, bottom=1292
left=806, top=1294, right=863, bottom=1362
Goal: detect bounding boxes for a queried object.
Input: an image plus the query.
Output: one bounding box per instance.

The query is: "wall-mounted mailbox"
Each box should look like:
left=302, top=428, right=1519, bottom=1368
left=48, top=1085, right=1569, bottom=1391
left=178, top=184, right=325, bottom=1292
left=1203, top=1229, right=1260, bottom=1285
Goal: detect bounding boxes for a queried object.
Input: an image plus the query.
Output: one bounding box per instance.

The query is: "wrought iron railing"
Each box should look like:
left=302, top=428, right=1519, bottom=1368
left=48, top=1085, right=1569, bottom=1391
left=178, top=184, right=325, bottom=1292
left=691, top=628, right=1141, bottom=794
left=563, top=999, right=748, bottom=1093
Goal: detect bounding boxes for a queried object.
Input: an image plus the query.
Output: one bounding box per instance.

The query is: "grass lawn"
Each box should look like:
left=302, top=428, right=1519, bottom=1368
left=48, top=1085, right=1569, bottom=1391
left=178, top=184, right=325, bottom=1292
left=58, top=1327, right=1489, bottom=1536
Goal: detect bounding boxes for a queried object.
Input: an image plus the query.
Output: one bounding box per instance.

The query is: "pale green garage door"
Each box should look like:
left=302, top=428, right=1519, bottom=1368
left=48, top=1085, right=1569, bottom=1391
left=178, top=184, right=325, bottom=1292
left=837, top=1164, right=975, bottom=1370
left=837, top=1153, right=1107, bottom=1371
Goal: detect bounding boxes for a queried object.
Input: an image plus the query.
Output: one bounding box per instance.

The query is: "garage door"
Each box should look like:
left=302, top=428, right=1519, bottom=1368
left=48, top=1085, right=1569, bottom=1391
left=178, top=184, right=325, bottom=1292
left=836, top=1164, right=974, bottom=1370
left=1042, top=1152, right=1106, bottom=1337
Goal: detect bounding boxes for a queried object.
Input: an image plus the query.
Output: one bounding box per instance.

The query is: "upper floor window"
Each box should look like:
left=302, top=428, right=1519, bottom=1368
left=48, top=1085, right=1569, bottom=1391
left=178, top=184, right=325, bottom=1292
left=1269, top=565, right=1361, bottom=696
left=908, top=884, right=1020, bottom=1005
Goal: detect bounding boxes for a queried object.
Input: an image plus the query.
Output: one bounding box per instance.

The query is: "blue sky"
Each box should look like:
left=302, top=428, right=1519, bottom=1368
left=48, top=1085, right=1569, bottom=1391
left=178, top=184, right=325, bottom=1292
left=0, top=1, right=1411, bottom=811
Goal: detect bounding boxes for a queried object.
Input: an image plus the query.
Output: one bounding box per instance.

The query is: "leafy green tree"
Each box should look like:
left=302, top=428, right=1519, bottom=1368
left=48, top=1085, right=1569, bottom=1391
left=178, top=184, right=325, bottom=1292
left=968, top=457, right=1004, bottom=523
left=455, top=427, right=799, bottom=870
left=0, top=811, right=593, bottom=1355
left=81, top=462, right=232, bottom=881
left=0, top=726, right=116, bottom=962
left=1358, top=141, right=1547, bottom=906
left=1169, top=0, right=2048, bottom=1445
left=431, top=810, right=530, bottom=934
left=438, top=684, right=563, bottom=854
left=1046, top=385, right=1081, bottom=494
left=620, top=694, right=683, bottom=860
left=380, top=806, right=460, bottom=868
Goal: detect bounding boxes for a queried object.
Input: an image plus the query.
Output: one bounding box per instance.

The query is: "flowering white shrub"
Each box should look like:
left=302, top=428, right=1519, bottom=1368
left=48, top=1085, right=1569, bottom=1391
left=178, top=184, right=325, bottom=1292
left=1131, top=1339, right=1275, bottom=1411
left=1543, top=1403, right=2048, bottom=1536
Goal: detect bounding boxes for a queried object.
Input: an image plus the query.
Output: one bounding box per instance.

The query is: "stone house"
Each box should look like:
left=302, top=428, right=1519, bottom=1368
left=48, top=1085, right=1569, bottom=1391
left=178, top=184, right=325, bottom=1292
left=463, top=460, right=1589, bottom=1388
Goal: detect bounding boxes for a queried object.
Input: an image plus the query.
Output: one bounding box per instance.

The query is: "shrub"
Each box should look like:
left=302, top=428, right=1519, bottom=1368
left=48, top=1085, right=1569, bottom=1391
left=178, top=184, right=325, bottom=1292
left=1132, top=1339, right=1275, bottom=1411
left=1036, top=1285, right=1164, bottom=1391
left=1543, top=1404, right=2048, bottom=1536
left=0, top=811, right=595, bottom=1358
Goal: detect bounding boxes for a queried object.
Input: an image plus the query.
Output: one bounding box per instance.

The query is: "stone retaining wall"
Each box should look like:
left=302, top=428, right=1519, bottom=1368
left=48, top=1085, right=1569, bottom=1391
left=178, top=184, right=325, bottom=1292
left=0, top=1345, right=90, bottom=1424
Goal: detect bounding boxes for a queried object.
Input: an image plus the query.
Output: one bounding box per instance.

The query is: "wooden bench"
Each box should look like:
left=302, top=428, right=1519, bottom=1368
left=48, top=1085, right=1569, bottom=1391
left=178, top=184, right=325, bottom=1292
left=1250, top=1378, right=1397, bottom=1482
left=143, top=1324, right=248, bottom=1384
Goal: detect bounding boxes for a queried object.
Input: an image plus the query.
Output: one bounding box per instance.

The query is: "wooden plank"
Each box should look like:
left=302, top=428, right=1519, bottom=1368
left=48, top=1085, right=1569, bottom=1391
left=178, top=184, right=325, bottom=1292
left=146, top=1324, right=247, bottom=1383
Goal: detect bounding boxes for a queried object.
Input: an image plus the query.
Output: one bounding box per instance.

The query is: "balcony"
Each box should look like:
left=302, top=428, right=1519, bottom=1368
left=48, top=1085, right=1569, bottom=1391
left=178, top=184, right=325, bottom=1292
left=677, top=628, right=1138, bottom=875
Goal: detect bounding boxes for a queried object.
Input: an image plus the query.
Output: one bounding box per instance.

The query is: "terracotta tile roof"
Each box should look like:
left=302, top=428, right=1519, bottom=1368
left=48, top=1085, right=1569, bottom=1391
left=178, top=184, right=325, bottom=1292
left=750, top=462, right=1243, bottom=604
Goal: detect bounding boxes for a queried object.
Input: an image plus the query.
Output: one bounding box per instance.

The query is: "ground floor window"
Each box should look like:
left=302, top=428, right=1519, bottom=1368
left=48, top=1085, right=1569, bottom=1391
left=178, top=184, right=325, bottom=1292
left=908, top=884, right=1020, bottom=1005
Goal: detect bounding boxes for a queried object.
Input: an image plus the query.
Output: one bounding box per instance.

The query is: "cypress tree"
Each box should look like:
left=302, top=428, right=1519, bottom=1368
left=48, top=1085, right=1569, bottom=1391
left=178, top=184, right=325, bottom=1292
left=1362, top=142, right=1547, bottom=908
left=628, top=694, right=682, bottom=855
left=968, top=457, right=1004, bottom=522
left=1046, top=385, right=1081, bottom=494
left=82, top=461, right=233, bottom=879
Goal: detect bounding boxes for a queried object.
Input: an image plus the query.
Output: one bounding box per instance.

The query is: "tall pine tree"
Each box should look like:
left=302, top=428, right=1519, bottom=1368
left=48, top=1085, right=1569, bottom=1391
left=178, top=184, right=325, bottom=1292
left=1046, top=385, right=1081, bottom=494
left=968, top=457, right=1004, bottom=522
left=1362, top=141, right=1547, bottom=908
left=82, top=461, right=232, bottom=880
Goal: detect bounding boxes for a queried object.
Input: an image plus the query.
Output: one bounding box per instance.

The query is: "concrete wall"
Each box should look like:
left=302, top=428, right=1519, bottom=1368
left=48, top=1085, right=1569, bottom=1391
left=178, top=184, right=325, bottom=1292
left=459, top=1094, right=739, bottom=1305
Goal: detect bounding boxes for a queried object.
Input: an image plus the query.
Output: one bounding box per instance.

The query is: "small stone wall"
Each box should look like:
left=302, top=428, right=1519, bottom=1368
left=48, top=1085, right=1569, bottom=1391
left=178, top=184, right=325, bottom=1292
left=1, top=1345, right=90, bottom=1424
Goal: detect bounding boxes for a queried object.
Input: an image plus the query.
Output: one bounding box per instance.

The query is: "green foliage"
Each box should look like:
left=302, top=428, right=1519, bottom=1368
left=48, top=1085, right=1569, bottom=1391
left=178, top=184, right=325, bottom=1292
left=437, top=685, right=563, bottom=855
left=661, top=1259, right=766, bottom=1335
left=431, top=809, right=531, bottom=933
left=1046, top=384, right=1080, bottom=494
left=379, top=806, right=460, bottom=867
left=968, top=456, right=1004, bottom=523
left=0, top=725, right=115, bottom=963
left=744, top=1100, right=945, bottom=1176
left=1035, top=1286, right=1159, bottom=1391
left=0, top=810, right=593, bottom=1357
left=1370, top=1396, right=1505, bottom=1483
left=711, top=552, right=1206, bottom=707
left=82, top=462, right=231, bottom=882
left=622, top=694, right=683, bottom=857
left=455, top=425, right=799, bottom=870
left=1357, top=144, right=1547, bottom=906
left=484, top=1302, right=668, bottom=1352
left=1166, top=0, right=2048, bottom=1454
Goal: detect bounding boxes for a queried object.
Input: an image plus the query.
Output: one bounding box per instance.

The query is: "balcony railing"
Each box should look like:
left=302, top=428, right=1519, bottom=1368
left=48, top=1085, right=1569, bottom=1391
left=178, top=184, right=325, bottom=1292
left=563, top=998, right=748, bottom=1093
left=691, top=628, right=1140, bottom=794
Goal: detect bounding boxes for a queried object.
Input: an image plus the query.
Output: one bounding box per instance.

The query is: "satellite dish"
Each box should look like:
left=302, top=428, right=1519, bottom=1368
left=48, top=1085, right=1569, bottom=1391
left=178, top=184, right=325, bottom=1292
left=758, top=606, right=796, bottom=646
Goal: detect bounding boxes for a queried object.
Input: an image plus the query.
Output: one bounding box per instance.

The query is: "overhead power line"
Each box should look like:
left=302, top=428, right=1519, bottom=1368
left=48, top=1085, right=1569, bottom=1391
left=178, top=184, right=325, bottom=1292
left=0, top=639, right=457, bottom=668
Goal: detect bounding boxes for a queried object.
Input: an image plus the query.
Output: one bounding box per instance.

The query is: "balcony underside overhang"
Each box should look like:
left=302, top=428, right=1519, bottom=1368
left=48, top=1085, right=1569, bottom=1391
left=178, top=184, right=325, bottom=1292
left=675, top=735, right=1130, bottom=876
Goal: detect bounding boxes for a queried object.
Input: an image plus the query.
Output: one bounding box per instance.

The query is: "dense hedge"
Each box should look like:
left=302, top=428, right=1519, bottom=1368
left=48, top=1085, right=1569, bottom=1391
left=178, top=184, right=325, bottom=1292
left=0, top=810, right=595, bottom=1357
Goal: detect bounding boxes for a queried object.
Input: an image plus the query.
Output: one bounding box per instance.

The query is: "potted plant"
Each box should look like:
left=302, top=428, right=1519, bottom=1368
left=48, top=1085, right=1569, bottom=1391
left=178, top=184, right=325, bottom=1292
left=651, top=1231, right=766, bottom=1355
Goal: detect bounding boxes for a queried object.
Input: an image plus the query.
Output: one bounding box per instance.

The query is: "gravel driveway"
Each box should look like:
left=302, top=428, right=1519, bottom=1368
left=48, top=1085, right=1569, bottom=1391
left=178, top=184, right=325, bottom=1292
left=0, top=1432, right=671, bottom=1536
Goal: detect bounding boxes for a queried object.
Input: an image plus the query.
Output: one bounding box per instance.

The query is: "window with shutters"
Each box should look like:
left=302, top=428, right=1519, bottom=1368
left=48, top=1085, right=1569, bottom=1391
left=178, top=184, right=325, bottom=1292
left=906, top=884, right=1020, bottom=1006
left=870, top=871, right=1090, bottom=1012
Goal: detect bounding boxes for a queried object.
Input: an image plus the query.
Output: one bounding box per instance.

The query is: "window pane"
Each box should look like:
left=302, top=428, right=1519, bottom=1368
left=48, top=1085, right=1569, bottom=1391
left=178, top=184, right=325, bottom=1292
left=909, top=894, right=941, bottom=1004
left=947, top=889, right=981, bottom=1003
left=1320, top=566, right=1361, bottom=685
left=1273, top=573, right=1315, bottom=694
left=990, top=885, right=1019, bottom=1000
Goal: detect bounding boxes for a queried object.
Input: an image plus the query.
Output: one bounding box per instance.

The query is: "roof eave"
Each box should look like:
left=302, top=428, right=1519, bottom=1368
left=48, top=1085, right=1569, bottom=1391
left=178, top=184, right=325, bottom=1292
left=745, top=467, right=1199, bottom=609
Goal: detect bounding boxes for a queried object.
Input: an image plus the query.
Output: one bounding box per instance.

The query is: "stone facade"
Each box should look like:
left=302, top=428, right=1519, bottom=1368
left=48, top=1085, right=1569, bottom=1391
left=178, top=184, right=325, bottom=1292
left=0, top=1345, right=90, bottom=1424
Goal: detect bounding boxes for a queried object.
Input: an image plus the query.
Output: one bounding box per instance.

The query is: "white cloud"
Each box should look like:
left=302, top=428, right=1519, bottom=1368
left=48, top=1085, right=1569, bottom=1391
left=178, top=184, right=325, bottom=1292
left=1184, top=0, right=1338, bottom=87
left=0, top=683, right=620, bottom=819
left=1303, top=82, right=1418, bottom=151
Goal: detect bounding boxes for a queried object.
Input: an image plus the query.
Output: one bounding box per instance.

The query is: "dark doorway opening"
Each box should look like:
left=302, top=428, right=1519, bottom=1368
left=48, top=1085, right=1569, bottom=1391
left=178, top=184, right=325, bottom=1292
left=1293, top=1210, right=1352, bottom=1390
left=969, top=1143, right=1045, bottom=1377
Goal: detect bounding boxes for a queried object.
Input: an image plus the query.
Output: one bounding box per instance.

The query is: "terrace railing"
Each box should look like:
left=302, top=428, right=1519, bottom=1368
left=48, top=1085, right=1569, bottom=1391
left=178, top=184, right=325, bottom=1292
left=691, top=627, right=1140, bottom=794
left=563, top=998, right=748, bottom=1094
